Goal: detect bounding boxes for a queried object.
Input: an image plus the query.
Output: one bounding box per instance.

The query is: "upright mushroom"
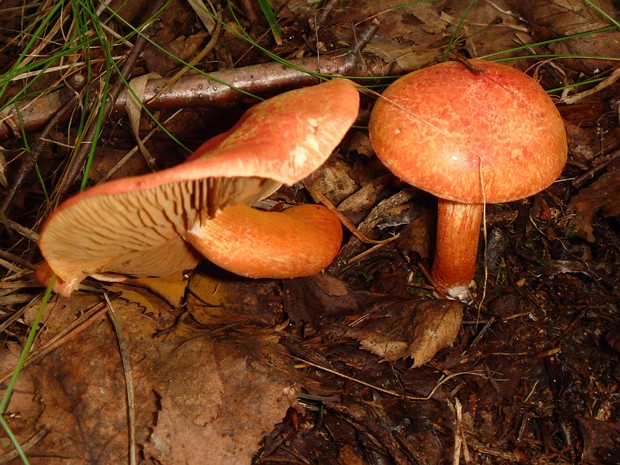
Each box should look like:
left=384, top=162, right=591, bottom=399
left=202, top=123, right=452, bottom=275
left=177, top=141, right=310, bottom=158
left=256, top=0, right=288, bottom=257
left=37, top=79, right=359, bottom=296
left=369, top=60, right=567, bottom=299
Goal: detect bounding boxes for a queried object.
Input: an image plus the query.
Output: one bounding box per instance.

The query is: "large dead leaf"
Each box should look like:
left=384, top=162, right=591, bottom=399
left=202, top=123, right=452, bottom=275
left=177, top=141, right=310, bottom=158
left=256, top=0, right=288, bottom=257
left=345, top=298, right=462, bottom=367
left=146, top=338, right=297, bottom=465
left=0, top=271, right=300, bottom=464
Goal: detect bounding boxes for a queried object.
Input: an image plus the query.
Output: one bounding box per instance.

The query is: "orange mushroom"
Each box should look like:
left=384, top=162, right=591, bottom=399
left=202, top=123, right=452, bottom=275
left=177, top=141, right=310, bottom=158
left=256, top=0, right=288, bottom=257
left=369, top=60, right=567, bottom=299
left=37, top=79, right=359, bottom=295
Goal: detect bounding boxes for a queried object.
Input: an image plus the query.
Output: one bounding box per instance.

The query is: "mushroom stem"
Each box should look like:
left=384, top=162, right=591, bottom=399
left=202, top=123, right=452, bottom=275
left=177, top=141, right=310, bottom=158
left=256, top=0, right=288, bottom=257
left=430, top=200, right=483, bottom=299
left=185, top=204, right=343, bottom=278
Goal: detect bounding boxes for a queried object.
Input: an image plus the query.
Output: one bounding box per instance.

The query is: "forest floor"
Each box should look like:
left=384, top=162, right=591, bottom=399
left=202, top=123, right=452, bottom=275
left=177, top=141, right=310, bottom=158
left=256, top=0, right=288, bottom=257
left=0, top=1, right=618, bottom=464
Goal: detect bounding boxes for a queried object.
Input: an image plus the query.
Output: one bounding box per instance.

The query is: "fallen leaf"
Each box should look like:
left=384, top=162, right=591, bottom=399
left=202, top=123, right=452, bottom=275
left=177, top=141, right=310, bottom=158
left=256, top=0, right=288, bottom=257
left=568, top=168, right=620, bottom=242
left=404, top=2, right=445, bottom=34
left=0, top=271, right=300, bottom=464
left=119, top=271, right=189, bottom=307
left=346, top=298, right=462, bottom=366
left=408, top=300, right=463, bottom=368
left=577, top=416, right=620, bottom=465
left=395, top=205, right=433, bottom=261
left=283, top=274, right=358, bottom=323
left=338, top=443, right=368, bottom=465
left=509, top=0, right=615, bottom=37
left=304, top=157, right=360, bottom=205
left=335, top=188, right=418, bottom=267
left=147, top=338, right=298, bottom=465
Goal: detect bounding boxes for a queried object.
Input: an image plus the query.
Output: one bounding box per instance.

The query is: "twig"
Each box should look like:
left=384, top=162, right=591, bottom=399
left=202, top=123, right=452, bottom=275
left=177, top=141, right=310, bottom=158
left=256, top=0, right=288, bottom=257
left=315, top=0, right=339, bottom=30
left=571, top=149, right=620, bottom=189
left=313, top=191, right=395, bottom=245
left=462, top=315, right=497, bottom=355
left=561, top=66, right=620, bottom=104
left=104, top=293, right=136, bottom=465
left=465, top=439, right=519, bottom=461
left=294, top=355, right=485, bottom=401
left=345, top=235, right=400, bottom=265
left=452, top=398, right=463, bottom=465
left=0, top=427, right=49, bottom=464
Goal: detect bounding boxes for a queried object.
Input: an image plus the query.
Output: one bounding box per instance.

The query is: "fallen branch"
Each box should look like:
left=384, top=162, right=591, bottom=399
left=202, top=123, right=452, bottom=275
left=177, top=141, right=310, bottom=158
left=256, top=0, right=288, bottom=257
left=0, top=20, right=381, bottom=141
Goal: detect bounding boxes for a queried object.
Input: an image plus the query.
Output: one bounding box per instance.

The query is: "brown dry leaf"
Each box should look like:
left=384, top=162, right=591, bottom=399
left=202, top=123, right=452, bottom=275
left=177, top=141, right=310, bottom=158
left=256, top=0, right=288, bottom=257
left=568, top=168, right=620, bottom=242
left=0, top=270, right=299, bottom=464
left=283, top=274, right=359, bottom=323
left=405, top=2, right=445, bottom=34
left=146, top=338, right=297, bottom=465
left=115, top=271, right=189, bottom=307
left=441, top=0, right=534, bottom=61
left=335, top=188, right=418, bottom=267
left=338, top=443, right=368, bottom=465
left=0, top=346, right=45, bottom=457
left=185, top=272, right=282, bottom=327
left=142, top=0, right=199, bottom=75
left=337, top=174, right=393, bottom=224
left=346, top=298, right=462, bottom=367
left=3, top=295, right=163, bottom=464
left=357, top=0, right=441, bottom=73
left=577, top=416, right=620, bottom=465
left=552, top=31, right=620, bottom=74
left=304, top=157, right=360, bottom=205
left=508, top=0, right=615, bottom=37
left=396, top=206, right=434, bottom=260
left=347, top=131, right=374, bottom=158
left=126, top=72, right=161, bottom=168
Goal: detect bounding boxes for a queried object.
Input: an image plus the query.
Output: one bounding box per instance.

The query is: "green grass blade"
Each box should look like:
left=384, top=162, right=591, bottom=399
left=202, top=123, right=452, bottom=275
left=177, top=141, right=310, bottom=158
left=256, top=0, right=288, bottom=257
left=442, top=0, right=476, bottom=61
left=258, top=0, right=282, bottom=45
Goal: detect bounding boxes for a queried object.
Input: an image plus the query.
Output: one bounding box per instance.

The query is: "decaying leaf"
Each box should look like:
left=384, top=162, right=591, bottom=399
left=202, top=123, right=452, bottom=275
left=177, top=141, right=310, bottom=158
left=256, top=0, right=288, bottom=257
left=147, top=338, right=298, bottom=465
left=283, top=274, right=358, bottom=323
left=304, top=156, right=360, bottom=205
left=508, top=0, right=615, bottom=37
left=568, top=168, right=620, bottom=242
left=0, top=274, right=299, bottom=465
left=405, top=2, right=445, bottom=34
left=114, top=271, right=189, bottom=308
left=395, top=205, right=433, bottom=261
left=577, top=416, right=620, bottom=465
left=335, top=188, right=419, bottom=267
left=346, top=298, right=462, bottom=367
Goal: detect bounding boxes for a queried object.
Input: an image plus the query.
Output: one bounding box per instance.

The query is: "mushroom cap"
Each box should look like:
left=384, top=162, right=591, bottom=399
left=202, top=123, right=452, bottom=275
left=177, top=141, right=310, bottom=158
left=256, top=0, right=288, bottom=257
left=38, top=79, right=359, bottom=292
left=369, top=60, right=568, bottom=204
left=187, top=203, right=343, bottom=279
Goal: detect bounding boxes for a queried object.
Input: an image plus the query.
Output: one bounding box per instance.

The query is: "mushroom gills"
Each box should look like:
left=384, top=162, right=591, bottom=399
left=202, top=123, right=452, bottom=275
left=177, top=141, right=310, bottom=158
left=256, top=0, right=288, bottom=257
left=185, top=204, right=343, bottom=278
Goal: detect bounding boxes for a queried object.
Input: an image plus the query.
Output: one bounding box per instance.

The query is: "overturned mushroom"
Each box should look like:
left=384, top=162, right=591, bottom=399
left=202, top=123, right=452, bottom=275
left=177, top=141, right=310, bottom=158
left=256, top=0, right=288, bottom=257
left=37, top=79, right=360, bottom=296
left=369, top=60, right=567, bottom=299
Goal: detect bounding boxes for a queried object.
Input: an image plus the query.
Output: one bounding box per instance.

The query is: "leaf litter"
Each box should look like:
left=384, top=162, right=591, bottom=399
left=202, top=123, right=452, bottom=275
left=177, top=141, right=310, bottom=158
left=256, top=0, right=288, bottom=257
left=0, top=0, right=619, bottom=464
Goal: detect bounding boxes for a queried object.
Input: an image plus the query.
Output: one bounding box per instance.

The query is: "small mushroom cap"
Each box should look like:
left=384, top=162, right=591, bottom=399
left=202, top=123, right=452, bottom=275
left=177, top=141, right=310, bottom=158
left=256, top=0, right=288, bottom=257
left=369, top=60, right=568, bottom=204
left=38, top=79, right=359, bottom=294
left=187, top=204, right=343, bottom=278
